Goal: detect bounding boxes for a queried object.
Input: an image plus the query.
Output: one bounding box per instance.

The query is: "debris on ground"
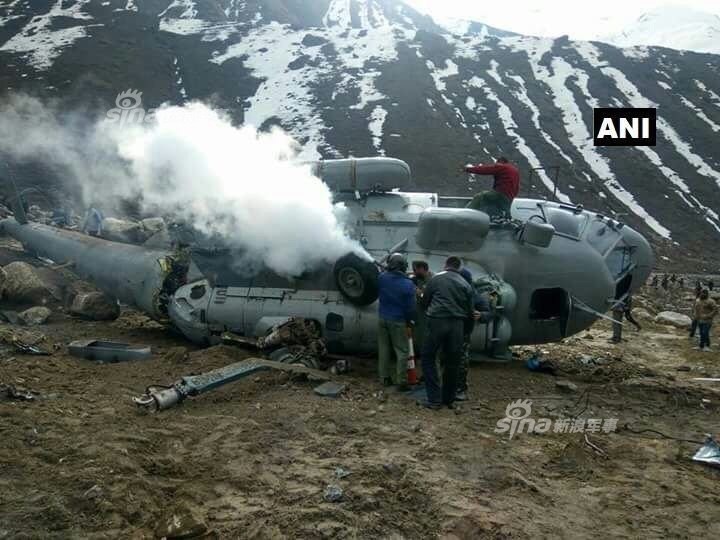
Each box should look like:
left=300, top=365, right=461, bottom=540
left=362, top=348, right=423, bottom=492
left=67, top=340, right=152, bottom=363
left=692, top=436, right=720, bottom=469
left=313, top=381, right=347, bottom=398
left=334, top=467, right=351, bottom=479
left=0, top=384, right=36, bottom=401
left=154, top=504, right=208, bottom=539
left=323, top=484, right=344, bottom=503
left=0, top=325, right=54, bottom=355
left=555, top=380, right=578, bottom=393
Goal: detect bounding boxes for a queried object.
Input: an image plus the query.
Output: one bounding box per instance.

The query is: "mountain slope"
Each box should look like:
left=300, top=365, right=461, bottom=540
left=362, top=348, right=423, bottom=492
left=599, top=6, right=720, bottom=55
left=1, top=0, right=720, bottom=269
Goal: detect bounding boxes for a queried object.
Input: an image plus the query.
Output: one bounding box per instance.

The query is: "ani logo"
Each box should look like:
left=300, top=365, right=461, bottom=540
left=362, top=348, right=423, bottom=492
left=593, top=107, right=657, bottom=147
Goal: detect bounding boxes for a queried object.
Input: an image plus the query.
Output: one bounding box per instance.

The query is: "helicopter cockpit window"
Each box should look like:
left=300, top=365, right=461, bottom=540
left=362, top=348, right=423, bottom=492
left=606, top=246, right=634, bottom=279
left=586, top=219, right=620, bottom=256
left=545, top=208, right=588, bottom=239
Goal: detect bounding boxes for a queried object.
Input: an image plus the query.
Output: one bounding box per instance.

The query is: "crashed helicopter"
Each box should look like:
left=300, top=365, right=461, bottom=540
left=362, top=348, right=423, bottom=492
left=1, top=157, right=653, bottom=367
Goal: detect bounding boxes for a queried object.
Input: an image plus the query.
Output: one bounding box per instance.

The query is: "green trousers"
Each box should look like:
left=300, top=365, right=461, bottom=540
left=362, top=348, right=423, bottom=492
left=378, top=319, right=409, bottom=385
left=466, top=191, right=511, bottom=217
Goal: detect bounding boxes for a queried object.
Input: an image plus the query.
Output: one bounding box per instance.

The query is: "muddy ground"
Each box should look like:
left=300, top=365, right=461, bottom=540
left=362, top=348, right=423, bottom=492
left=1, top=248, right=719, bottom=539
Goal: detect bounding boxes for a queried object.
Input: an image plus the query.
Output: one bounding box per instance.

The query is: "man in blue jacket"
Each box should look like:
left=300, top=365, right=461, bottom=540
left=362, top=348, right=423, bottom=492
left=377, top=253, right=416, bottom=391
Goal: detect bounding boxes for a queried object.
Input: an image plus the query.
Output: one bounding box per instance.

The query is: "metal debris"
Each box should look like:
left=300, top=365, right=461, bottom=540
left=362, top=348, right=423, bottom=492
left=692, top=436, right=720, bottom=468
left=68, top=340, right=152, bottom=363
left=323, top=484, right=344, bottom=503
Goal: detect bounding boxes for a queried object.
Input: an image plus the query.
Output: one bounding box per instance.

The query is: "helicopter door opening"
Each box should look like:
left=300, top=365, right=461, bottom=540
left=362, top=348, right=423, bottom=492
left=530, top=288, right=567, bottom=319
left=529, top=288, right=572, bottom=337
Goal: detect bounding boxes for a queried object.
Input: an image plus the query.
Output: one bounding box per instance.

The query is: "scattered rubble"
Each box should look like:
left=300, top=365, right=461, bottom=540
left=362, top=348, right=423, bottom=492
left=0, top=384, right=36, bottom=401
left=0, top=325, right=54, bottom=355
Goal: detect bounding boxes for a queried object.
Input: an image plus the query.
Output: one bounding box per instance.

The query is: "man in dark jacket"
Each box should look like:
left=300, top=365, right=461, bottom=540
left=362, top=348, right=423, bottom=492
left=464, top=157, right=520, bottom=217
left=377, top=253, right=416, bottom=390
left=419, top=256, right=476, bottom=409
left=454, top=268, right=493, bottom=400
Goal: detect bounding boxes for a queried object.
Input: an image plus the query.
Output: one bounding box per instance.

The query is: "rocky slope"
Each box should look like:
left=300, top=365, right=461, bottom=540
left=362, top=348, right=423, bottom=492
left=1, top=0, right=720, bottom=269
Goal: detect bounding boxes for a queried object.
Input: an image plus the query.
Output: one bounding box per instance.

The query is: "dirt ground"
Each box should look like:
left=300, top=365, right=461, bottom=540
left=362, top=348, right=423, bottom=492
left=1, top=247, right=720, bottom=539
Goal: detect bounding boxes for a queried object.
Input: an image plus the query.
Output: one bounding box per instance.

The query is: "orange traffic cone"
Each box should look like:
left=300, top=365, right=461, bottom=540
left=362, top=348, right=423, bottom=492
left=406, top=326, right=419, bottom=385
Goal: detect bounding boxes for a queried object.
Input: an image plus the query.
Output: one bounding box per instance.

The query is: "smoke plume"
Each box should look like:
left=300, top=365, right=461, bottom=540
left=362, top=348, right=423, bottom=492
left=0, top=95, right=365, bottom=276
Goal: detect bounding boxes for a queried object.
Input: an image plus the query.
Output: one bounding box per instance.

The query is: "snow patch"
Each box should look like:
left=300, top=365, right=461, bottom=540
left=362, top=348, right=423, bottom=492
left=469, top=73, right=571, bottom=204
left=509, top=37, right=671, bottom=238
left=369, top=105, right=387, bottom=154
left=0, top=0, right=97, bottom=70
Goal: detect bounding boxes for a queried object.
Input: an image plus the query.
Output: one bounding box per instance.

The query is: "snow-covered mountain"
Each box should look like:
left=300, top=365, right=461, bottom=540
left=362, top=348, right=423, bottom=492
left=599, top=6, right=720, bottom=55
left=1, top=0, right=720, bottom=269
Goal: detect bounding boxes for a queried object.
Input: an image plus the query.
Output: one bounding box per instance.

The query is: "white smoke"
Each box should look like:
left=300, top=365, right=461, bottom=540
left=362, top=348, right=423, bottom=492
left=0, top=96, right=367, bottom=276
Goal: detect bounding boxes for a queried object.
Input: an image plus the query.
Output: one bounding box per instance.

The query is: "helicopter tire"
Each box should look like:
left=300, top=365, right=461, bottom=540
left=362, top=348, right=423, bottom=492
left=333, top=253, right=379, bottom=306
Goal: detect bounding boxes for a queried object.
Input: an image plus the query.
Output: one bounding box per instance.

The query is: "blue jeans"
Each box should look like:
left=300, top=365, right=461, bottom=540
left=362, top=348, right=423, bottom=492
left=698, top=322, right=711, bottom=349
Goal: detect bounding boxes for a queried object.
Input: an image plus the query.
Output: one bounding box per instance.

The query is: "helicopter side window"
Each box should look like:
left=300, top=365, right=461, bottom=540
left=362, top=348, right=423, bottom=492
left=529, top=288, right=567, bottom=320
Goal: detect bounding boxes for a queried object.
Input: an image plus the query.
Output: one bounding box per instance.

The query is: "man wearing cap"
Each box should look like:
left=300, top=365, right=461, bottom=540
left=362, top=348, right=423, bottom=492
left=377, top=253, right=416, bottom=391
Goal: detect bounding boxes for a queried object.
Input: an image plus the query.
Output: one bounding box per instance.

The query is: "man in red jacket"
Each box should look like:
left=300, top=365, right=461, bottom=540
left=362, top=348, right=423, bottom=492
left=463, top=157, right=520, bottom=217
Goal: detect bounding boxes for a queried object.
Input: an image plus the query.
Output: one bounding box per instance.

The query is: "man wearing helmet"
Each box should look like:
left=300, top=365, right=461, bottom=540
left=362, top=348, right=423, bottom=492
left=377, top=253, right=416, bottom=390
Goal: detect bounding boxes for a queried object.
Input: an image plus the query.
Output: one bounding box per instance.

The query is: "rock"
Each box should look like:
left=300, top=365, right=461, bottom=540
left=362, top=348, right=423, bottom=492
left=154, top=504, right=207, bottom=539
left=301, top=33, right=327, bottom=47
left=323, top=484, right=344, bottom=503
left=579, top=354, right=594, bottom=365
left=0, top=311, right=20, bottom=325
left=163, top=347, right=189, bottom=363
left=313, top=381, right=347, bottom=398
left=70, top=292, right=120, bottom=321
left=1, top=262, right=53, bottom=304
left=101, top=217, right=145, bottom=244
left=18, top=307, right=51, bottom=326
left=555, top=380, right=578, bottom=393
left=655, top=311, right=692, bottom=328
left=0, top=266, right=6, bottom=297
left=676, top=365, right=692, bottom=372
left=62, top=280, right=97, bottom=308
left=334, top=467, right=351, bottom=479
left=633, top=308, right=653, bottom=321
left=141, top=217, right=165, bottom=236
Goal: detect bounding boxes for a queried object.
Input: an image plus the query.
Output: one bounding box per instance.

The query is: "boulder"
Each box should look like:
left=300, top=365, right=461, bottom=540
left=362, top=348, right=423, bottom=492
left=633, top=308, right=653, bottom=321
left=0, top=266, right=6, bottom=298
left=70, top=292, right=120, bottom=321
left=2, top=262, right=53, bottom=304
left=654, top=311, right=692, bottom=328
left=18, top=306, right=52, bottom=326
left=141, top=217, right=165, bottom=236
left=101, top=217, right=145, bottom=244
